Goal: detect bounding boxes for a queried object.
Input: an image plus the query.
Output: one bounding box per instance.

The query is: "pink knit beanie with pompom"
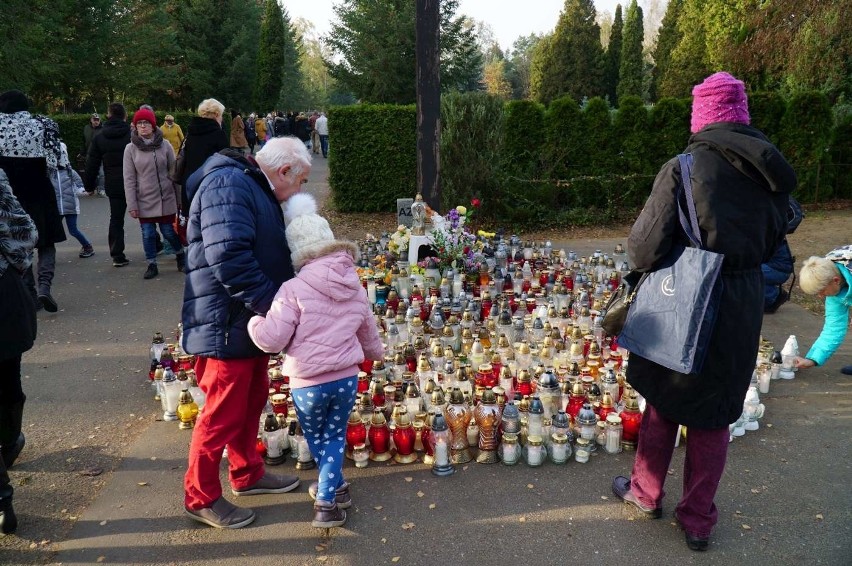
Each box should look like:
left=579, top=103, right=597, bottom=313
left=690, top=72, right=750, bottom=134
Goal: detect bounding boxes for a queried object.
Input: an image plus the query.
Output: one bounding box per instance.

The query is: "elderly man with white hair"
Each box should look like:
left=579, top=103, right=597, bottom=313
left=180, top=137, right=311, bottom=529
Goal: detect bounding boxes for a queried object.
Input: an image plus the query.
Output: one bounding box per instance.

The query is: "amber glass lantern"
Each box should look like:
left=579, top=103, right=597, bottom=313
left=473, top=389, right=502, bottom=464
left=444, top=387, right=473, bottom=464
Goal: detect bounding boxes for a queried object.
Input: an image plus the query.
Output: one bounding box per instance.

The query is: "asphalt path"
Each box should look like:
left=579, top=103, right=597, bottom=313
left=2, top=155, right=850, bottom=565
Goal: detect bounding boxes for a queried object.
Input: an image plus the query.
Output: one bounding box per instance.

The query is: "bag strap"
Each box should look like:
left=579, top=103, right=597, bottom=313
left=677, top=153, right=704, bottom=249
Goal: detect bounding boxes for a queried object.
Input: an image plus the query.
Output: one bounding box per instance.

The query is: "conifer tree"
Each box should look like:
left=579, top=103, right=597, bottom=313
left=650, top=0, right=683, bottom=101
left=617, top=0, right=644, bottom=101
left=603, top=5, right=623, bottom=106
left=530, top=0, right=604, bottom=104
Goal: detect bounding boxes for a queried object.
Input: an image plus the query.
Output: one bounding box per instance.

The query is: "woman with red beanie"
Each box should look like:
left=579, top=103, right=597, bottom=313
left=610, top=72, right=797, bottom=551
left=123, top=108, right=185, bottom=280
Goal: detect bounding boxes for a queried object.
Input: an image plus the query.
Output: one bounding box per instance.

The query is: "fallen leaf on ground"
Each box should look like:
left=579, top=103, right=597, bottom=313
left=750, top=488, right=761, bottom=493
left=601, top=496, right=608, bottom=500
left=527, top=484, right=534, bottom=489
left=315, top=545, right=325, bottom=552
left=816, top=514, right=824, bottom=520
left=417, top=491, right=424, bottom=498
left=96, top=557, right=106, bottom=563
left=374, top=506, right=383, bottom=510
left=381, top=538, right=387, bottom=543
left=742, top=524, right=752, bottom=530
left=404, top=477, right=413, bottom=482
left=429, top=503, right=436, bottom=509
left=392, top=558, right=401, bottom=563
left=79, top=467, right=103, bottom=477
left=402, top=522, right=415, bottom=530
left=99, top=520, right=107, bottom=526
left=317, top=557, right=328, bottom=563
left=519, top=517, right=526, bottom=522
left=137, top=482, right=148, bottom=486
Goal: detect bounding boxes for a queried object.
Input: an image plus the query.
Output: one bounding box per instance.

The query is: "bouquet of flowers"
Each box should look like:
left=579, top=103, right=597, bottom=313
left=387, top=225, right=411, bottom=257
left=428, top=200, right=482, bottom=272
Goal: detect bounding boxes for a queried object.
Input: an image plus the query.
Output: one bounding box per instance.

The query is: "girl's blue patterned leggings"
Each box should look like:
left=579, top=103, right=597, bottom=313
left=291, top=376, right=357, bottom=503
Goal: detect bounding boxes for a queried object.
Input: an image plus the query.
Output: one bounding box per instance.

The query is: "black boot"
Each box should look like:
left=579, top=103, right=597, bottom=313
left=0, top=399, right=25, bottom=469
left=0, top=455, right=16, bottom=535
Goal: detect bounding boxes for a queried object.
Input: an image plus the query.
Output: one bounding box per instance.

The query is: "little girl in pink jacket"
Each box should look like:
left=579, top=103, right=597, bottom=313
left=248, top=192, right=383, bottom=529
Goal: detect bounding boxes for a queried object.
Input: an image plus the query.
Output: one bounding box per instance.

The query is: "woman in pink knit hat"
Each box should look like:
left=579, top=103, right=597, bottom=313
left=610, top=72, right=797, bottom=552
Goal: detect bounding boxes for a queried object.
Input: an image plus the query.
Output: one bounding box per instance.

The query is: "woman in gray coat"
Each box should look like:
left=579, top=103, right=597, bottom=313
left=123, top=108, right=185, bottom=280
left=611, top=73, right=796, bottom=552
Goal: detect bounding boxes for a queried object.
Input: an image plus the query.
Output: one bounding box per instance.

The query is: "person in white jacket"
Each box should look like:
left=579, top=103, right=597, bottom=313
left=49, top=143, right=93, bottom=258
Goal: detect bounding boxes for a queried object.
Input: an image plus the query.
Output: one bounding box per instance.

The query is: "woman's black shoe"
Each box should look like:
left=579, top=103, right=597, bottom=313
left=0, top=495, right=17, bottom=535
left=685, top=531, right=709, bottom=551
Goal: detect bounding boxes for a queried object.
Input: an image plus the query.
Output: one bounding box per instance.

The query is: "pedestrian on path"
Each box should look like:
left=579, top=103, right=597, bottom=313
left=0, top=169, right=39, bottom=536
left=123, top=107, right=185, bottom=280
left=161, top=114, right=184, bottom=155
left=85, top=102, right=132, bottom=267
left=180, top=137, right=311, bottom=529
left=315, top=112, right=328, bottom=158
left=611, top=72, right=794, bottom=552
left=82, top=113, right=106, bottom=197
left=248, top=192, right=383, bottom=529
left=50, top=143, right=94, bottom=258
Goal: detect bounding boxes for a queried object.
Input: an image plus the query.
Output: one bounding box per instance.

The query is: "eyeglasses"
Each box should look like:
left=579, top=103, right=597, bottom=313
left=136, top=121, right=152, bottom=127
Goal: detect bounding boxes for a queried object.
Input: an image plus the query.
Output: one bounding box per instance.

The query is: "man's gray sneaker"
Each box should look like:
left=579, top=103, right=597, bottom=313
left=185, top=497, right=255, bottom=529
left=231, top=472, right=300, bottom=496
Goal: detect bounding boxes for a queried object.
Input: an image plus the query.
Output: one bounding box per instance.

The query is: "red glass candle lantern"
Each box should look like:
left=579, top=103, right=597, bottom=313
left=421, top=415, right=434, bottom=465
left=480, top=291, right=493, bottom=322
left=357, top=371, right=370, bottom=394
left=393, top=413, right=417, bottom=463
left=597, top=391, right=615, bottom=422
left=369, top=378, right=386, bottom=410
left=255, top=436, right=266, bottom=456
left=475, top=363, right=496, bottom=389
left=516, top=369, right=533, bottom=397
left=271, top=393, right=288, bottom=416
left=620, top=388, right=643, bottom=450
left=368, top=409, right=393, bottom=461
left=345, top=409, right=367, bottom=459
left=566, top=381, right=586, bottom=421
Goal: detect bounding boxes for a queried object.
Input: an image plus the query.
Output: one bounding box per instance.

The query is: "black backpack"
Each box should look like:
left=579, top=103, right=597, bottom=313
left=787, top=195, right=804, bottom=234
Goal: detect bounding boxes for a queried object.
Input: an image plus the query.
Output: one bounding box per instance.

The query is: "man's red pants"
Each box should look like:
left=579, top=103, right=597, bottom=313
left=184, top=355, right=269, bottom=510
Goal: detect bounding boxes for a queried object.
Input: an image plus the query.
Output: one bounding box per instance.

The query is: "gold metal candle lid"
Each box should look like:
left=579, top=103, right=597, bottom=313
left=371, top=408, right=387, bottom=426
left=348, top=409, right=363, bottom=424
left=527, top=435, right=543, bottom=446
left=417, top=355, right=432, bottom=372
left=448, top=387, right=465, bottom=404
left=481, top=388, right=497, bottom=405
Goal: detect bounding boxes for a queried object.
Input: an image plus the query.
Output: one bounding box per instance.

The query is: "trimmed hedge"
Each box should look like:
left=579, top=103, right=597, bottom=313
left=326, top=91, right=850, bottom=224
left=327, top=104, right=417, bottom=212
left=779, top=91, right=834, bottom=202
left=440, top=92, right=504, bottom=217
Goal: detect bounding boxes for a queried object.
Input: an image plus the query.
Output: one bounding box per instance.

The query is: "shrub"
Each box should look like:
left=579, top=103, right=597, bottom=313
left=327, top=104, right=417, bottom=212
left=440, top=92, right=504, bottom=217
left=502, top=100, right=545, bottom=180
left=612, top=95, right=651, bottom=175
left=749, top=91, right=787, bottom=145
left=543, top=96, right=584, bottom=180
left=647, top=97, right=690, bottom=170
left=779, top=91, right=833, bottom=201
left=582, top=97, right=613, bottom=176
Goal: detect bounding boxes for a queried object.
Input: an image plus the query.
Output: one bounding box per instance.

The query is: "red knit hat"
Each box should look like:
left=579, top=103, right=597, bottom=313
left=690, top=72, right=750, bottom=134
left=132, top=107, right=156, bottom=126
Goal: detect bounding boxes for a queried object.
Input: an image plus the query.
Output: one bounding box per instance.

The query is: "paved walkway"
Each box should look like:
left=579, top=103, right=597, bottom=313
left=2, top=159, right=850, bottom=565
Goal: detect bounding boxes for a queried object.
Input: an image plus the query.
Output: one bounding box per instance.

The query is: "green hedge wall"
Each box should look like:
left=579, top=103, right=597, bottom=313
left=440, top=92, right=504, bottom=217
left=327, top=104, right=417, bottom=212
left=326, top=91, right=851, bottom=225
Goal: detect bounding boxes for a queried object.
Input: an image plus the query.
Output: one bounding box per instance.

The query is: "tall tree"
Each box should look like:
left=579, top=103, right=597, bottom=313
left=658, top=0, right=710, bottom=98
left=294, top=18, right=335, bottom=110
left=275, top=3, right=305, bottom=110
left=529, top=0, right=604, bottom=104
left=617, top=0, right=644, bottom=101
left=506, top=34, right=542, bottom=100
left=650, top=0, right=683, bottom=101
left=483, top=59, right=512, bottom=99
left=325, top=0, right=482, bottom=104
left=255, top=0, right=287, bottom=112
left=604, top=5, right=623, bottom=105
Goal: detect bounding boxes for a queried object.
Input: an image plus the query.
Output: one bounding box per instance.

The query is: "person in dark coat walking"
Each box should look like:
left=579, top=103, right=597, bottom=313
left=85, top=102, right=132, bottom=266
left=179, top=99, right=228, bottom=216
left=611, top=72, right=795, bottom=552
left=0, top=89, right=67, bottom=312
left=0, top=169, right=39, bottom=535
